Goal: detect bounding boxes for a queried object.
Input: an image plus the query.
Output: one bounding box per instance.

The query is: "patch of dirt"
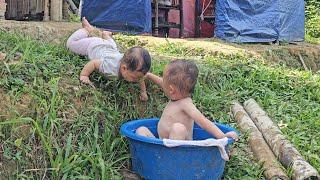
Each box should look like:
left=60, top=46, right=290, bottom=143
left=0, top=88, right=34, bottom=120
left=0, top=20, right=80, bottom=43
left=0, top=158, right=17, bottom=178
left=0, top=88, right=11, bottom=119
left=120, top=169, right=141, bottom=180
left=0, top=52, right=6, bottom=61
left=1, top=20, right=320, bottom=71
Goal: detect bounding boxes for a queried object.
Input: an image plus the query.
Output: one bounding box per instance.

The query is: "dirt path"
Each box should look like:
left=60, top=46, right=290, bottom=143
left=1, top=20, right=320, bottom=71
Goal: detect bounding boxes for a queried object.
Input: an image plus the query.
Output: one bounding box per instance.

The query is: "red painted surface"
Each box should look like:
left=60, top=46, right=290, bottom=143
left=168, top=0, right=215, bottom=38
left=199, top=0, right=215, bottom=37
left=168, top=0, right=196, bottom=38
left=201, top=21, right=214, bottom=37
left=157, top=0, right=215, bottom=38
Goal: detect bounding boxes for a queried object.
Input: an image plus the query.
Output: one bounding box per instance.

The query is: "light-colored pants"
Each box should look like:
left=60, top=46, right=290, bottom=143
left=66, top=29, right=106, bottom=56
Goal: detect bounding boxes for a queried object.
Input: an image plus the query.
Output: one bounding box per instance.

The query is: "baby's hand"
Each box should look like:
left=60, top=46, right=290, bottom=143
left=140, top=91, right=148, bottom=101
left=225, top=131, right=238, bottom=141
left=80, top=75, right=95, bottom=88
left=80, top=75, right=91, bottom=84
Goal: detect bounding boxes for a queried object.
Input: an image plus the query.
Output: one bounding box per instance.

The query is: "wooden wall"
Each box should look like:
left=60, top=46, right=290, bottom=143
left=6, top=0, right=44, bottom=20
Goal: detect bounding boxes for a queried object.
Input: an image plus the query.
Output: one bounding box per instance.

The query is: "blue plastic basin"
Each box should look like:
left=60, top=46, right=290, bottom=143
left=120, top=118, right=236, bottom=180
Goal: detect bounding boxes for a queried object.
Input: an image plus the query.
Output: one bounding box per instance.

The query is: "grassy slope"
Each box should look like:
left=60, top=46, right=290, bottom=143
left=0, top=31, right=319, bottom=179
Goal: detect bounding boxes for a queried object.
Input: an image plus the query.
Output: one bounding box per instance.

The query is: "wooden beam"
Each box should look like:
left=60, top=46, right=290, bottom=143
left=65, top=0, right=78, bottom=14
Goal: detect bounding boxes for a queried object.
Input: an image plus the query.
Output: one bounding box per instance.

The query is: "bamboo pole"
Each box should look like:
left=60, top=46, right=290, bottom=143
left=244, top=99, right=320, bottom=180
left=231, top=102, right=289, bottom=180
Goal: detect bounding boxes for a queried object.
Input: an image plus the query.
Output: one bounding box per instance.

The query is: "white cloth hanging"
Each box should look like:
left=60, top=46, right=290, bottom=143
left=163, top=137, right=229, bottom=161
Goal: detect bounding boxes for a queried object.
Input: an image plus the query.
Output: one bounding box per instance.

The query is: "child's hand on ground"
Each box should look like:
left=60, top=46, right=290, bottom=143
left=80, top=75, right=91, bottom=84
left=225, top=131, right=239, bottom=141
left=139, top=91, right=148, bottom=101
left=80, top=75, right=95, bottom=88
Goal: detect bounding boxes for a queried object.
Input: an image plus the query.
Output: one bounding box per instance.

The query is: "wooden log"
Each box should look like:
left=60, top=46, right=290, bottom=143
left=50, top=0, right=62, bottom=21
left=231, top=102, right=289, bottom=180
left=65, top=0, right=78, bottom=14
left=244, top=98, right=320, bottom=180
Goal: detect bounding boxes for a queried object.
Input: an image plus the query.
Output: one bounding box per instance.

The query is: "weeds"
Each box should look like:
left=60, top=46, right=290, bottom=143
left=0, top=30, right=319, bottom=179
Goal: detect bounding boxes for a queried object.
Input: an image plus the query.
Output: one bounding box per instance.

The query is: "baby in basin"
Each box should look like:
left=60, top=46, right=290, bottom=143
left=136, top=59, right=238, bottom=141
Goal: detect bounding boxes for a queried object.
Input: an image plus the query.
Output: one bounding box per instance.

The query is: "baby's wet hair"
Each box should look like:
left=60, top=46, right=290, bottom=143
left=122, top=46, right=151, bottom=74
left=165, top=59, right=199, bottom=95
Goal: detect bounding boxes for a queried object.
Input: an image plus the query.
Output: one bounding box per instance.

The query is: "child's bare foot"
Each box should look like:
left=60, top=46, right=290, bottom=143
left=102, top=31, right=113, bottom=39
left=82, top=17, right=94, bottom=33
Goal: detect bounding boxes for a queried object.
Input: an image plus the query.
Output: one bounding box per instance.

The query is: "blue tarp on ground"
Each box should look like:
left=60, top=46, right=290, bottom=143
left=215, top=0, right=305, bottom=43
left=81, top=0, right=151, bottom=34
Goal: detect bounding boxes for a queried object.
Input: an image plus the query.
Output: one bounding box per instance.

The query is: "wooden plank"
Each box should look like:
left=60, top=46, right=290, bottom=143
left=21, top=0, right=29, bottom=16
left=30, top=0, right=37, bottom=15
left=43, top=0, right=49, bottom=21
left=16, top=0, right=22, bottom=19
left=5, top=0, right=11, bottom=18
left=36, top=0, right=43, bottom=13
left=13, top=0, right=17, bottom=18
left=179, top=0, right=183, bottom=37
left=8, top=0, right=13, bottom=18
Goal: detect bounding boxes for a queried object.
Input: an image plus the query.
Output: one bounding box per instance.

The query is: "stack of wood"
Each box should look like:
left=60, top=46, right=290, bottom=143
left=0, top=0, right=6, bottom=19
left=231, top=99, right=319, bottom=180
left=5, top=0, right=78, bottom=21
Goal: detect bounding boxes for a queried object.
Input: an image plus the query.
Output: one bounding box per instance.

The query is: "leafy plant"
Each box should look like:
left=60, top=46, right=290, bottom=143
left=305, top=0, right=320, bottom=42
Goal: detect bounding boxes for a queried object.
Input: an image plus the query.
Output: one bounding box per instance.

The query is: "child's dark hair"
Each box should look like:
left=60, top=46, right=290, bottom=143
left=122, top=46, right=151, bottom=74
left=165, top=59, right=199, bottom=95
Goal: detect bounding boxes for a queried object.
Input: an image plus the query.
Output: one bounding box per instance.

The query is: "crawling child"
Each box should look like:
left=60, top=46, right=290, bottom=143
left=136, top=60, right=238, bottom=140
left=67, top=17, right=151, bottom=101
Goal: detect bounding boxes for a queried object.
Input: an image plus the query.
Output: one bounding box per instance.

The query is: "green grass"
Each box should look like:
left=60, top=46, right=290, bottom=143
left=305, top=34, right=320, bottom=44
left=0, top=30, right=319, bottom=179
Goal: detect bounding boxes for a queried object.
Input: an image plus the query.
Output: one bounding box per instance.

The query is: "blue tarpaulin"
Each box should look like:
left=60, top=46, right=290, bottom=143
left=81, top=0, right=152, bottom=34
left=215, top=0, right=305, bottom=43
